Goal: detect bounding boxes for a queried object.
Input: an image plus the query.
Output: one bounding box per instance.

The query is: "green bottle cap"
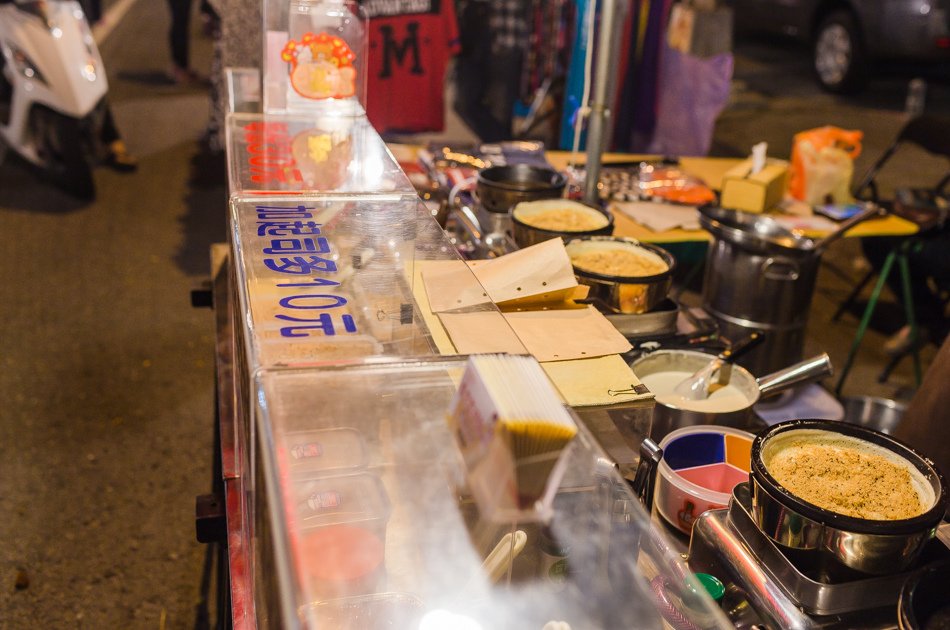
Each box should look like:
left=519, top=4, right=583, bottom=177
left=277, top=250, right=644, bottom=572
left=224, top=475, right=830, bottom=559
left=694, top=573, right=725, bottom=602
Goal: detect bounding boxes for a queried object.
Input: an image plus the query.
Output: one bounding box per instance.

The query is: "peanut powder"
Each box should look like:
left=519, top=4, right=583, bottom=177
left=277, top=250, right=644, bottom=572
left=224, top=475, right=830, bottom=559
left=520, top=208, right=608, bottom=232
left=767, top=441, right=926, bottom=520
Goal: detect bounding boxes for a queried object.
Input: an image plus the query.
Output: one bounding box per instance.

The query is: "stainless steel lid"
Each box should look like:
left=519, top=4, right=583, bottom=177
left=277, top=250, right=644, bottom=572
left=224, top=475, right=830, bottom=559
left=699, top=206, right=817, bottom=255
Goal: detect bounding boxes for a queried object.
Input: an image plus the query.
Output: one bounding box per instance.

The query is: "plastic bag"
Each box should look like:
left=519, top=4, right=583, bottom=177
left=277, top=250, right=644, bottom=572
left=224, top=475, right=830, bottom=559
left=647, top=45, right=733, bottom=157
left=789, top=127, right=863, bottom=205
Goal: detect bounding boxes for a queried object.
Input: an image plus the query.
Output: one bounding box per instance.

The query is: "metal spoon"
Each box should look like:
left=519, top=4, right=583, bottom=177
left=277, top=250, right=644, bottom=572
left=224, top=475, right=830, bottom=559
left=672, top=332, right=765, bottom=401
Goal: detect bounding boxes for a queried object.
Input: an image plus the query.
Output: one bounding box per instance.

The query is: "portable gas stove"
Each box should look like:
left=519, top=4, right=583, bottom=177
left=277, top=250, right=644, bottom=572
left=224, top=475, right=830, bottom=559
left=687, top=483, right=950, bottom=630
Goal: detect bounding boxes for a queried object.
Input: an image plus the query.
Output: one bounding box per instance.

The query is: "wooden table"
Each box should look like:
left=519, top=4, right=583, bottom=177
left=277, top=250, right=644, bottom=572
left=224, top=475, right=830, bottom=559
left=544, top=151, right=919, bottom=243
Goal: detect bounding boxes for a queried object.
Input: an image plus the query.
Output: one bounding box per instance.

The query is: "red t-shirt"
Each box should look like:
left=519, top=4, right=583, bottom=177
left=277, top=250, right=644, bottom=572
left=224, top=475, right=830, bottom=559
left=363, top=0, right=460, bottom=134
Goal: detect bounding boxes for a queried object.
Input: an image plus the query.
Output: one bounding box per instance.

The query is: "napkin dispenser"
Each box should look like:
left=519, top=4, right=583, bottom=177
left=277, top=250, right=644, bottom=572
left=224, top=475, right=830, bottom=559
left=720, top=157, right=790, bottom=214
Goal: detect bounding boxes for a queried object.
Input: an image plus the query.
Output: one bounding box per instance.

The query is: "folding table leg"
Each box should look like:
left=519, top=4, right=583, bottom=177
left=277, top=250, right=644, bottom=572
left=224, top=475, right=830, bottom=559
left=835, top=251, right=896, bottom=396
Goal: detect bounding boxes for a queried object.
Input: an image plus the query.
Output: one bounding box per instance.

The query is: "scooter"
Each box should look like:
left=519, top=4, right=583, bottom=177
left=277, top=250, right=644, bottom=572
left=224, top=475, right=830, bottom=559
left=0, top=0, right=110, bottom=199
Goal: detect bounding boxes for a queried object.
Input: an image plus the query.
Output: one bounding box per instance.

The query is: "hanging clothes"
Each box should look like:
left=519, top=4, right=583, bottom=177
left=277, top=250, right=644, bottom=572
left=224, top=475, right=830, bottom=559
left=611, top=0, right=672, bottom=152
left=362, top=0, right=459, bottom=135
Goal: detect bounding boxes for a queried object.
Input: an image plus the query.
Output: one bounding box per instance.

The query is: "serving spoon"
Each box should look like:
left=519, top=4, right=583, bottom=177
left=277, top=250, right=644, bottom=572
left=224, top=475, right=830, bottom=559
left=673, top=332, right=765, bottom=401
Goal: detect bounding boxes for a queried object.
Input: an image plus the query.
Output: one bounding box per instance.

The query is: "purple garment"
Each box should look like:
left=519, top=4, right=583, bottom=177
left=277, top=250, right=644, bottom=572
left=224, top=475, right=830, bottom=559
left=647, top=45, right=733, bottom=157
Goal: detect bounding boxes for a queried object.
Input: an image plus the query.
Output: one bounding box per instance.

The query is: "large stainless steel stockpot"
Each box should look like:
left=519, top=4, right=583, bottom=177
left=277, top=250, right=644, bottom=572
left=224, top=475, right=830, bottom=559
left=750, top=419, right=948, bottom=576
left=699, top=204, right=881, bottom=375
left=631, top=350, right=833, bottom=440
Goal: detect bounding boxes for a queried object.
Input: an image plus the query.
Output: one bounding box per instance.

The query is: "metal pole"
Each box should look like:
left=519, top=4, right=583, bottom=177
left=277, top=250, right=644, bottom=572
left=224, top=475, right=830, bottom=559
left=583, top=0, right=626, bottom=205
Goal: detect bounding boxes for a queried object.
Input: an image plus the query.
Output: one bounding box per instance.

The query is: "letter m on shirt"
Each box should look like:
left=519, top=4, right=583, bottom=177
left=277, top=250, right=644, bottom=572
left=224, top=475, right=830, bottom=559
left=379, top=22, right=424, bottom=78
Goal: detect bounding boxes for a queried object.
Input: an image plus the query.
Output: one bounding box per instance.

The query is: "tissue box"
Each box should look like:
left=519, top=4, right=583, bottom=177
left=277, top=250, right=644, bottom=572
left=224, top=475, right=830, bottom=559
left=720, top=158, right=790, bottom=214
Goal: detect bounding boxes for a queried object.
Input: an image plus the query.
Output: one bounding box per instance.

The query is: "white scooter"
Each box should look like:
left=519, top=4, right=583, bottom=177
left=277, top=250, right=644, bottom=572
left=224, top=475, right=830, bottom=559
left=0, top=0, right=110, bottom=199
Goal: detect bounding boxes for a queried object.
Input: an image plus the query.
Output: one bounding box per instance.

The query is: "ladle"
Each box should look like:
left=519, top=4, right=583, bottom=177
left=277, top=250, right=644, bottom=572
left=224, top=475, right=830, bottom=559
left=673, top=332, right=764, bottom=401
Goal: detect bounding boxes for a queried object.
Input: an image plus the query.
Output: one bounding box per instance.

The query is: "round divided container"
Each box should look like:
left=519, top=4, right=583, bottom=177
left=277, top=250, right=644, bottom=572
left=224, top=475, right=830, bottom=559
left=655, top=426, right=754, bottom=535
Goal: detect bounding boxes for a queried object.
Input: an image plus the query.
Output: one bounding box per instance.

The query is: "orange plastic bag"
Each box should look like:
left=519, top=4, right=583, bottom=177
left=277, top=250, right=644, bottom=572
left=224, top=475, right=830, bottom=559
left=789, top=127, right=863, bottom=204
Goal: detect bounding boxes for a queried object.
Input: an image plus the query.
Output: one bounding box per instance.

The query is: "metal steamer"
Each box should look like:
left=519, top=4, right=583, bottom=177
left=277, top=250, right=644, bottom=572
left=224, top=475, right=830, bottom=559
left=698, top=205, right=882, bottom=375
left=682, top=420, right=949, bottom=630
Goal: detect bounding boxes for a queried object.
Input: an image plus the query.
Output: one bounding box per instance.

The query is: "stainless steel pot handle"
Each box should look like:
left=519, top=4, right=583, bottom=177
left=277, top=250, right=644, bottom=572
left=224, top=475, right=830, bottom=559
left=756, top=353, right=833, bottom=398
left=630, top=438, right=663, bottom=509
left=760, top=257, right=800, bottom=282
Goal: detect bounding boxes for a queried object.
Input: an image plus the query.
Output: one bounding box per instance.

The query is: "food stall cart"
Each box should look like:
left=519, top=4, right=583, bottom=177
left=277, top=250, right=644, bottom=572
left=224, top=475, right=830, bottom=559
left=203, top=22, right=948, bottom=623
left=205, top=65, right=736, bottom=629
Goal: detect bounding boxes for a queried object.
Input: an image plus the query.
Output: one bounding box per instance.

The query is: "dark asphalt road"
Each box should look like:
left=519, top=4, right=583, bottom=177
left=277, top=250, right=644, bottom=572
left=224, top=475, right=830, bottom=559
left=1, top=1, right=226, bottom=627
left=1, top=3, right=947, bottom=628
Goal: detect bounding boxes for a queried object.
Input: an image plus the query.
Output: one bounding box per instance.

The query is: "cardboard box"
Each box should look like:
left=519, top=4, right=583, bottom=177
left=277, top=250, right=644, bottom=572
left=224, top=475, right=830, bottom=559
left=720, top=158, right=790, bottom=214
left=667, top=4, right=733, bottom=58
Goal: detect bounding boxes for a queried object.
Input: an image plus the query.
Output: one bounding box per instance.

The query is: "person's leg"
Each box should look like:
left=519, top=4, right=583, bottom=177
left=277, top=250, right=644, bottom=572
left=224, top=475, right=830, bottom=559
left=451, top=0, right=511, bottom=142
left=452, top=52, right=496, bottom=141
left=907, top=231, right=950, bottom=343
left=99, top=103, right=138, bottom=172
left=482, top=46, right=524, bottom=142
left=199, top=0, right=219, bottom=37
left=80, top=0, right=101, bottom=24
left=167, top=0, right=194, bottom=79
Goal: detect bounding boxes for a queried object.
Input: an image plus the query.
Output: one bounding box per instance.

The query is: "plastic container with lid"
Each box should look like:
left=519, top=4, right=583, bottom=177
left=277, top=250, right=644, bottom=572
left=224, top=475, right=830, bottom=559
left=282, top=427, right=368, bottom=474
left=654, top=425, right=754, bottom=535
left=292, top=472, right=390, bottom=537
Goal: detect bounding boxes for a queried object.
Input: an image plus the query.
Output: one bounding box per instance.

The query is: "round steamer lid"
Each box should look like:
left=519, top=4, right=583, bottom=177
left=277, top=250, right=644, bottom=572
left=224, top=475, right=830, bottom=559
left=699, top=205, right=818, bottom=254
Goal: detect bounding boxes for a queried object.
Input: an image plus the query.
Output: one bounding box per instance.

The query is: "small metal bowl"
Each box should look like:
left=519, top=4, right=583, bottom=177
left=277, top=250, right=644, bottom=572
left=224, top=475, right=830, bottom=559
left=564, top=236, right=675, bottom=314
left=510, top=199, right=614, bottom=249
left=476, top=164, right=567, bottom=214
left=840, top=395, right=907, bottom=435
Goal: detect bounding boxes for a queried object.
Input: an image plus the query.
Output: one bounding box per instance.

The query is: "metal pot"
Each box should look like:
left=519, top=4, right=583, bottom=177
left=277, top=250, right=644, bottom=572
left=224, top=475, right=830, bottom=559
left=630, top=350, right=833, bottom=440
left=699, top=204, right=882, bottom=375
left=898, top=560, right=950, bottom=629
left=510, top=199, right=614, bottom=249
left=750, top=419, right=948, bottom=576
left=564, top=236, right=675, bottom=314
left=475, top=164, right=567, bottom=214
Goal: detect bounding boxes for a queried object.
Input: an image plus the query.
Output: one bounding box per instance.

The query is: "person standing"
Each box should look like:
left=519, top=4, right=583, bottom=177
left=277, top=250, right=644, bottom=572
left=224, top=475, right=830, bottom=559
left=452, top=0, right=529, bottom=143
left=167, top=0, right=201, bottom=84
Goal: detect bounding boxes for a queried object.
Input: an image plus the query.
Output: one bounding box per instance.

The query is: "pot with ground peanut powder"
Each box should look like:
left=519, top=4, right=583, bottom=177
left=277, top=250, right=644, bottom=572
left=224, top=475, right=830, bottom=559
left=750, top=419, right=947, bottom=575
left=510, top=199, right=614, bottom=249
left=563, top=236, right=675, bottom=314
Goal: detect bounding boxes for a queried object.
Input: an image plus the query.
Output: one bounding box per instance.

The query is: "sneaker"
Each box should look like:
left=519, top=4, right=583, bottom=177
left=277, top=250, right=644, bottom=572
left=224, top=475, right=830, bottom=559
left=883, top=325, right=927, bottom=356
left=104, top=140, right=138, bottom=173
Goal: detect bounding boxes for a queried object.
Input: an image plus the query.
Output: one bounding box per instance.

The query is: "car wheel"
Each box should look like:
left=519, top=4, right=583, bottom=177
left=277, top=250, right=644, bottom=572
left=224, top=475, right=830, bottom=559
left=813, top=10, right=867, bottom=94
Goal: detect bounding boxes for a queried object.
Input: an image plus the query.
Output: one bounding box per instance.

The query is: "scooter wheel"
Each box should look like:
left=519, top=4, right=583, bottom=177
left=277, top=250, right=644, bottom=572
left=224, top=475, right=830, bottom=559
left=30, top=106, right=95, bottom=200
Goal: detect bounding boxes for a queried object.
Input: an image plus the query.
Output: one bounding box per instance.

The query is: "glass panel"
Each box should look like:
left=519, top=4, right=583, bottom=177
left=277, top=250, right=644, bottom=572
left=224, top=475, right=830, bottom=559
left=229, top=195, right=517, bottom=371
left=225, top=113, right=414, bottom=196
left=252, top=361, right=731, bottom=629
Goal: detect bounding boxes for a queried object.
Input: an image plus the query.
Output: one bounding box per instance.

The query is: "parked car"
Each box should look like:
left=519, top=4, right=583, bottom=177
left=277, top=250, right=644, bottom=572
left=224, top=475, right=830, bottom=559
left=729, top=0, right=950, bottom=93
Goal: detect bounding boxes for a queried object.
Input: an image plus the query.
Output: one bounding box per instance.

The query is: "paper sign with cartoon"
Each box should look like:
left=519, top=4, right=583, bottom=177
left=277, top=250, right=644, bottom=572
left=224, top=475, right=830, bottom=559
left=281, top=32, right=357, bottom=100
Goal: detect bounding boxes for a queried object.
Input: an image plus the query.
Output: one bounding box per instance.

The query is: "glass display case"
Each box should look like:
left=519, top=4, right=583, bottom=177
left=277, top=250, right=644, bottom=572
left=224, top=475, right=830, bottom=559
left=225, top=113, right=413, bottom=197
left=251, top=360, right=731, bottom=629
left=221, top=101, right=724, bottom=629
